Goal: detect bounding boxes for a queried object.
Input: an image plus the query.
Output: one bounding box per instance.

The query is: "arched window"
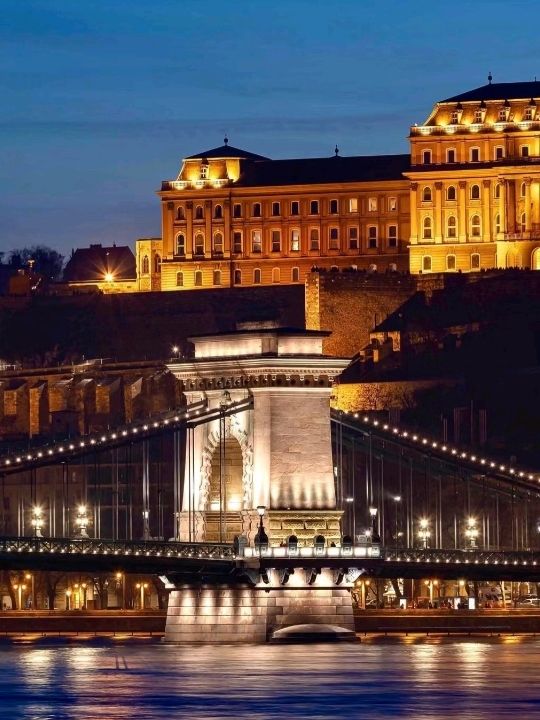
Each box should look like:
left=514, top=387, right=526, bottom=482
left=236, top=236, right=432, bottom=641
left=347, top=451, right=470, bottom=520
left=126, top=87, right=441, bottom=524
left=446, top=185, right=456, bottom=201
left=213, top=269, right=221, bottom=285
left=154, top=254, right=161, bottom=274
left=291, top=267, right=300, bottom=283
left=176, top=206, right=185, bottom=220
left=253, top=268, right=261, bottom=284
left=194, top=270, right=202, bottom=287
left=471, top=253, right=480, bottom=270
left=176, top=233, right=185, bottom=256
left=194, top=233, right=204, bottom=255
left=214, top=204, right=223, bottom=219
left=521, top=212, right=526, bottom=232
left=495, top=213, right=501, bottom=234
left=423, top=216, right=433, bottom=239
left=422, top=186, right=432, bottom=202
left=176, top=271, right=183, bottom=287
left=195, top=205, right=204, bottom=220
left=234, top=269, right=242, bottom=285
left=494, top=183, right=501, bottom=199
left=272, top=267, right=280, bottom=283
left=310, top=228, right=320, bottom=250
left=422, top=256, right=432, bottom=272
left=471, top=215, right=481, bottom=237
left=446, top=254, right=456, bottom=271
left=447, top=216, right=457, bottom=239
left=213, top=232, right=223, bottom=253
left=142, top=255, right=149, bottom=274
left=520, top=182, right=526, bottom=198
left=470, top=184, right=480, bottom=200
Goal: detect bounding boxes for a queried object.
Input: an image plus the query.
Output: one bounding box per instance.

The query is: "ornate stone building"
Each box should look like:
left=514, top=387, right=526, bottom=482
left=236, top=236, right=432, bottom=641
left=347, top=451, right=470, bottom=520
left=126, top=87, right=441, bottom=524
left=137, top=144, right=410, bottom=291
left=133, top=79, right=540, bottom=289
left=407, top=79, right=540, bottom=273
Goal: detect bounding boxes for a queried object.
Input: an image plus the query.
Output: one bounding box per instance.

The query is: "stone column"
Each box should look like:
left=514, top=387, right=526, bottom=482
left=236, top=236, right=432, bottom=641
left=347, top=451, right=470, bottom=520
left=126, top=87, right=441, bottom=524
left=458, top=181, right=467, bottom=242
left=186, top=201, right=193, bottom=257
left=524, top=177, right=532, bottom=234
left=482, top=180, right=491, bottom=242
left=409, top=183, right=418, bottom=243
left=499, top=179, right=507, bottom=236
left=434, top=182, right=443, bottom=243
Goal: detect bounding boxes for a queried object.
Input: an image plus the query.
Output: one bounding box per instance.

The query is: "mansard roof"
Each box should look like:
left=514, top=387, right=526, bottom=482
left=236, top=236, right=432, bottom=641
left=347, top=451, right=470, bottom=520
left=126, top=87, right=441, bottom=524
left=184, top=144, right=269, bottom=161
left=235, top=153, right=410, bottom=187
left=441, top=81, right=540, bottom=103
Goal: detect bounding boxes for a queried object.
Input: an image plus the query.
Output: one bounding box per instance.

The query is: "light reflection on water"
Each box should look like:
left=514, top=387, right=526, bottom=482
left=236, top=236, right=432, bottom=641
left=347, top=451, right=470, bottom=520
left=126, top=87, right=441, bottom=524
left=1, top=637, right=540, bottom=719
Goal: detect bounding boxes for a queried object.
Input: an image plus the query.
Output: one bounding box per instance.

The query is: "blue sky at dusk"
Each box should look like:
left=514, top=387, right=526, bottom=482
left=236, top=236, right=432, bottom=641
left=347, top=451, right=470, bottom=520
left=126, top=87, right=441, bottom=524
left=1, top=0, right=539, bottom=256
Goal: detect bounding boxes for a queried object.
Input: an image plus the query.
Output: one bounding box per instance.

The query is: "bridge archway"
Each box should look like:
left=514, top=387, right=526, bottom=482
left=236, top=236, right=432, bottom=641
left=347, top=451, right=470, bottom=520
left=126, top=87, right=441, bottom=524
left=532, top=247, right=540, bottom=269
left=207, top=436, right=244, bottom=512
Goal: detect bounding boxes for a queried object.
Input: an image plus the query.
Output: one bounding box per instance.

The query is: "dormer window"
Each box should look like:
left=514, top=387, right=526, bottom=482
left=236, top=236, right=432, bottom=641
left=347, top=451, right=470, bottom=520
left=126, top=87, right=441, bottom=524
left=524, top=106, right=534, bottom=121
left=474, top=109, right=483, bottom=123
left=451, top=110, right=459, bottom=124
left=200, top=161, right=208, bottom=179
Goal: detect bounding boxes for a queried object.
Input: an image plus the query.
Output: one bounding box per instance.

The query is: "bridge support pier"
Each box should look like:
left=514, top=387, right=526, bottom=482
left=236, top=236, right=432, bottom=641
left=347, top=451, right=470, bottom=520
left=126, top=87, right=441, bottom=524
left=164, top=570, right=355, bottom=644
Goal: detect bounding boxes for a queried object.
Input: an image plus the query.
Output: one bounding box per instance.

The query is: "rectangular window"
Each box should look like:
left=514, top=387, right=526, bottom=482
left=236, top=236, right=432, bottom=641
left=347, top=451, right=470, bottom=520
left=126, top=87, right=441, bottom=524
left=233, top=203, right=242, bottom=218
left=470, top=148, right=480, bottom=162
left=388, top=225, right=398, bottom=247
left=525, top=107, right=534, bottom=120
left=329, top=199, right=338, bottom=214
left=291, top=200, right=299, bottom=215
left=349, top=198, right=358, bottom=212
left=348, top=227, right=359, bottom=249
left=422, top=150, right=432, bottom=164
left=329, top=227, right=339, bottom=249
left=446, top=149, right=456, bottom=163
left=233, top=231, right=242, bottom=254
left=368, top=197, right=378, bottom=212
left=253, top=203, right=261, bottom=217
left=272, top=201, right=280, bottom=216
left=451, top=111, right=459, bottom=124
left=271, top=230, right=281, bottom=252
left=251, top=230, right=262, bottom=254
left=522, top=146, right=530, bottom=157
left=498, top=108, right=507, bottom=122
left=474, top=110, right=483, bottom=123
left=495, top=146, right=504, bottom=160
left=234, top=269, right=242, bottom=285
left=310, top=200, right=319, bottom=215
left=290, top=229, right=300, bottom=252
left=388, top=197, right=397, bottom=212
left=368, top=226, right=378, bottom=248
left=310, top=228, right=320, bottom=250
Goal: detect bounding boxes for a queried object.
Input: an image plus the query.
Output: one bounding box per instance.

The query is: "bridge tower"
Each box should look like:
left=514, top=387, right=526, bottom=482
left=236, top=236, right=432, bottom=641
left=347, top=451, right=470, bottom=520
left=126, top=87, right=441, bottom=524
left=165, top=321, right=354, bottom=643
left=168, top=321, right=349, bottom=546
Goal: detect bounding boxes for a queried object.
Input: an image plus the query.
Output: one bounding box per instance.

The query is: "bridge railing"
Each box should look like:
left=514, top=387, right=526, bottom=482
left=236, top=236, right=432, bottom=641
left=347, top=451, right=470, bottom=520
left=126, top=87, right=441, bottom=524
left=242, top=544, right=381, bottom=559
left=383, top=547, right=540, bottom=566
left=0, top=536, right=235, bottom=560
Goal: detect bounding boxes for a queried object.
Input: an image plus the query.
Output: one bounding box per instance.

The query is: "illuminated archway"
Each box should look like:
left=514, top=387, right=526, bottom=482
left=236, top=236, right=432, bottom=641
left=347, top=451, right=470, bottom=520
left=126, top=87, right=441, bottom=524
left=207, top=437, right=244, bottom=512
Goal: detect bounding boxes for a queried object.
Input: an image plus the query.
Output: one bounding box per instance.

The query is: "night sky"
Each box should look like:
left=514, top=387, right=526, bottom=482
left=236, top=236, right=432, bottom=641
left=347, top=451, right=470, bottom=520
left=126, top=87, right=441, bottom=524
left=2, top=0, right=540, bottom=257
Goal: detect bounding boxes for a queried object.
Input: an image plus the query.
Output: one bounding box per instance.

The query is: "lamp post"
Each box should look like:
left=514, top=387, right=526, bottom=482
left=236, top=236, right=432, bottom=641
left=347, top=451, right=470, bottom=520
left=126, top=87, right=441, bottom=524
left=255, top=505, right=268, bottom=558
left=369, top=507, right=379, bottom=543
left=464, top=516, right=479, bottom=550
left=392, top=495, right=401, bottom=552
left=65, top=588, right=72, bottom=610
left=345, top=496, right=355, bottom=539
left=75, top=505, right=89, bottom=538
left=418, top=518, right=431, bottom=549
left=31, top=506, right=44, bottom=538
left=357, top=578, right=371, bottom=609
left=424, top=579, right=438, bottom=605
left=81, top=582, right=87, bottom=610
left=25, top=573, right=35, bottom=609
left=116, top=572, right=125, bottom=609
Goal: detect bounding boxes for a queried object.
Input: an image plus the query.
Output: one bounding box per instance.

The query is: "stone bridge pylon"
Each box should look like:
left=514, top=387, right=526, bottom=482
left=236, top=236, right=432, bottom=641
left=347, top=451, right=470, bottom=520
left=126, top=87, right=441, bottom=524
left=168, top=321, right=349, bottom=547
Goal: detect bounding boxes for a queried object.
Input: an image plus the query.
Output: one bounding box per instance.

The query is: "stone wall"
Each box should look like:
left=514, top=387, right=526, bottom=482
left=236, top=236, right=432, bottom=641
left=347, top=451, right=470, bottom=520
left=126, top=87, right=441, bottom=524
left=333, top=379, right=459, bottom=412
left=305, top=271, right=418, bottom=357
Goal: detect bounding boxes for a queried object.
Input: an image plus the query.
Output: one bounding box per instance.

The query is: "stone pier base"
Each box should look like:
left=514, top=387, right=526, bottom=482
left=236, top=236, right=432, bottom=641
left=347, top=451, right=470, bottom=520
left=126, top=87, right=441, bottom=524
left=165, top=577, right=354, bottom=644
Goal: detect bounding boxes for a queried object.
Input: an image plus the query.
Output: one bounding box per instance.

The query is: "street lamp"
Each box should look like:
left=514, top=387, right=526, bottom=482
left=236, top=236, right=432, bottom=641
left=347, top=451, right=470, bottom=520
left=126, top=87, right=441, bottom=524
left=116, top=572, right=125, bottom=609
left=172, top=345, right=180, bottom=357
left=356, top=578, right=371, bottom=609
left=424, top=579, right=439, bottom=605
left=392, top=496, right=401, bottom=551
left=75, top=505, right=89, bottom=538
left=464, top=516, right=479, bottom=550
left=25, top=573, right=35, bottom=609
left=65, top=588, right=72, bottom=610
left=104, top=272, right=114, bottom=283
left=369, top=507, right=380, bottom=542
left=135, top=582, right=149, bottom=609
left=418, top=518, right=431, bottom=549
left=254, top=505, right=268, bottom=557
left=31, top=506, right=44, bottom=538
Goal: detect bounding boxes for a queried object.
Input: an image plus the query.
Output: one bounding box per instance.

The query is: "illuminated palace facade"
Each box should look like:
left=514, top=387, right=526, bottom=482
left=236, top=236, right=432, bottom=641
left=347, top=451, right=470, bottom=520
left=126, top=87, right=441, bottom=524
left=135, top=81, right=540, bottom=291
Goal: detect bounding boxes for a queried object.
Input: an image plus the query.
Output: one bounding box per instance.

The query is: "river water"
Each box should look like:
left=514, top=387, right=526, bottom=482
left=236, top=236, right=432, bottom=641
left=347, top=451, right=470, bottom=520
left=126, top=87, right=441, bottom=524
left=1, top=637, right=539, bottom=719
